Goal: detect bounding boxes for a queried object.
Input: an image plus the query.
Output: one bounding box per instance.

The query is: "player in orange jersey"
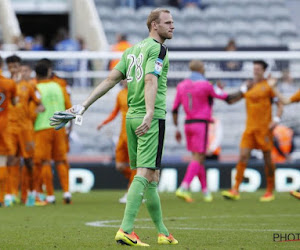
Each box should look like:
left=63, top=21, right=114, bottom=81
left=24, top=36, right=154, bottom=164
left=268, top=78, right=300, bottom=200
left=5, top=55, right=42, bottom=207
left=0, top=56, right=17, bottom=207
left=48, top=59, right=72, bottom=204
left=97, top=80, right=136, bottom=203
left=19, top=62, right=46, bottom=204
left=20, top=62, right=34, bottom=83
left=33, top=59, right=72, bottom=204
left=222, top=60, right=283, bottom=202
left=20, top=62, right=47, bottom=204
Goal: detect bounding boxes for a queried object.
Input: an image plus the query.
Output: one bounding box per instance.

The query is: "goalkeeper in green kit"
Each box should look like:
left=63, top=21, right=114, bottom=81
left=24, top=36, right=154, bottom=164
left=50, top=8, right=177, bottom=247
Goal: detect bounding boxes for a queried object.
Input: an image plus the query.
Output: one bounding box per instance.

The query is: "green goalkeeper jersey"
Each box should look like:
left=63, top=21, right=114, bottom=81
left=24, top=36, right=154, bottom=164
left=115, top=37, right=169, bottom=119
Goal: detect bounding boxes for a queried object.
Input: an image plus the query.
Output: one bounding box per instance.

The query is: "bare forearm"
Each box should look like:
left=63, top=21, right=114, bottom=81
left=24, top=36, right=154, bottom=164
left=273, top=88, right=291, bottom=105
left=226, top=91, right=243, bottom=104
left=276, top=100, right=283, bottom=117
left=172, top=112, right=178, bottom=126
left=144, top=77, right=157, bottom=116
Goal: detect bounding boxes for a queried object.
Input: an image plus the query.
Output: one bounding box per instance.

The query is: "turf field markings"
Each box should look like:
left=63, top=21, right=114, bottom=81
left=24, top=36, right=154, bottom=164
left=196, top=214, right=300, bottom=219
left=86, top=215, right=298, bottom=232
left=86, top=217, right=188, bottom=228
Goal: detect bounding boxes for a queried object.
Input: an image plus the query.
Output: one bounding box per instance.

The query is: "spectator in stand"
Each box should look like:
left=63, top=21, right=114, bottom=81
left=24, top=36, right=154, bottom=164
left=24, top=36, right=34, bottom=51
left=32, top=34, right=45, bottom=51
left=54, top=28, right=80, bottom=85
left=220, top=39, right=243, bottom=87
left=120, top=0, right=135, bottom=8
left=109, top=34, right=132, bottom=71
left=136, top=0, right=154, bottom=8
left=169, top=0, right=180, bottom=8
left=120, top=0, right=154, bottom=8
left=179, top=0, right=202, bottom=8
left=54, top=28, right=80, bottom=54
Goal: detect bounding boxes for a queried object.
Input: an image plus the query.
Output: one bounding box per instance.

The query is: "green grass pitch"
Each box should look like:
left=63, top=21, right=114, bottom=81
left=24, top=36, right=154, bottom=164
left=0, top=190, right=299, bottom=249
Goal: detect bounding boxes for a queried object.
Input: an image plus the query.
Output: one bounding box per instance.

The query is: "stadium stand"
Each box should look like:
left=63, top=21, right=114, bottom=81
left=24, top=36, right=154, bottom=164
left=96, top=0, right=300, bottom=47
left=11, top=0, right=68, bottom=13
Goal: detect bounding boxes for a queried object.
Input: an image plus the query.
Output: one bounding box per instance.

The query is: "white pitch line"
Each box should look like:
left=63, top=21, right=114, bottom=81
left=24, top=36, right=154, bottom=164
left=86, top=214, right=299, bottom=232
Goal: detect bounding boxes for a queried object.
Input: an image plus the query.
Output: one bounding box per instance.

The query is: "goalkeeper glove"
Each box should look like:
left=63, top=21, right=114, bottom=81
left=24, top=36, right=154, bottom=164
left=49, top=111, right=76, bottom=130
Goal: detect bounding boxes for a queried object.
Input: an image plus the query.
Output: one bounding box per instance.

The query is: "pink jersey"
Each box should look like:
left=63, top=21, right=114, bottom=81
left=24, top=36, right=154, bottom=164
left=172, top=79, right=228, bottom=121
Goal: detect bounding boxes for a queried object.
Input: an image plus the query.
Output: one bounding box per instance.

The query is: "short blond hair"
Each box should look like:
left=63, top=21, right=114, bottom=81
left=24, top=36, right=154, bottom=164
left=189, top=60, right=205, bottom=74
left=147, top=8, right=170, bottom=32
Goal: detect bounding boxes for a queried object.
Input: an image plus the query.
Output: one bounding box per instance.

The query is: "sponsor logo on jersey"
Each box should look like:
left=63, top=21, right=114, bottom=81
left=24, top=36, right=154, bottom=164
left=154, top=58, right=163, bottom=75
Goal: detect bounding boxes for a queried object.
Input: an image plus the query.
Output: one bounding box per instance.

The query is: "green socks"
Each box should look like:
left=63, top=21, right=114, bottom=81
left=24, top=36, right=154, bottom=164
left=120, top=177, right=169, bottom=236
left=144, top=182, right=169, bottom=236
left=120, top=175, right=149, bottom=233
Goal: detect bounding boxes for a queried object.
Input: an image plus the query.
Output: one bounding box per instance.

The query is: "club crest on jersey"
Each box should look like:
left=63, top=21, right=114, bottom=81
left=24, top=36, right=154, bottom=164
left=154, top=58, right=163, bottom=75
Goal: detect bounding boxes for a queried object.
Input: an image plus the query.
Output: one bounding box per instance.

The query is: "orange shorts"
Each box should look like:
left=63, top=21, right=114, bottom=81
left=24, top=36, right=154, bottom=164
left=115, top=137, right=129, bottom=163
left=34, top=128, right=67, bottom=163
left=6, top=127, right=35, bottom=158
left=240, top=129, right=273, bottom=151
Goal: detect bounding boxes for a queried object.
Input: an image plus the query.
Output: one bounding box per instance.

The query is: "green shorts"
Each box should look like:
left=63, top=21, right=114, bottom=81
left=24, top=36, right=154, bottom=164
left=126, top=118, right=165, bottom=169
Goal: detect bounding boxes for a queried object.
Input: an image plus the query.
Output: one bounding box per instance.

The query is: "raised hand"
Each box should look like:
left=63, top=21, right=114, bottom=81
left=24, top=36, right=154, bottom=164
left=267, top=75, right=278, bottom=88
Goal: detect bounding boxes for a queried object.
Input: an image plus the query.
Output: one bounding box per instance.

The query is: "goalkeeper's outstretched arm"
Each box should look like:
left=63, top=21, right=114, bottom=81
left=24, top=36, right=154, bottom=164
left=50, top=69, right=124, bottom=130
left=81, top=69, right=124, bottom=112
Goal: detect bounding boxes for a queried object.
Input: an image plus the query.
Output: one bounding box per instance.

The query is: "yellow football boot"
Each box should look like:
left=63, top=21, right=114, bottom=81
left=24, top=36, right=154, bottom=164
left=290, top=190, right=300, bottom=200
left=115, top=229, right=149, bottom=247
left=260, top=192, right=275, bottom=202
left=158, top=233, right=178, bottom=245
left=175, top=188, right=194, bottom=203
left=221, top=189, right=240, bottom=200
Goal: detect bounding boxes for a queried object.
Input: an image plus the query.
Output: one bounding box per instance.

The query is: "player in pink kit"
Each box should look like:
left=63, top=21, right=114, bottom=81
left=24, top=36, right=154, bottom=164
left=172, top=60, right=242, bottom=202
